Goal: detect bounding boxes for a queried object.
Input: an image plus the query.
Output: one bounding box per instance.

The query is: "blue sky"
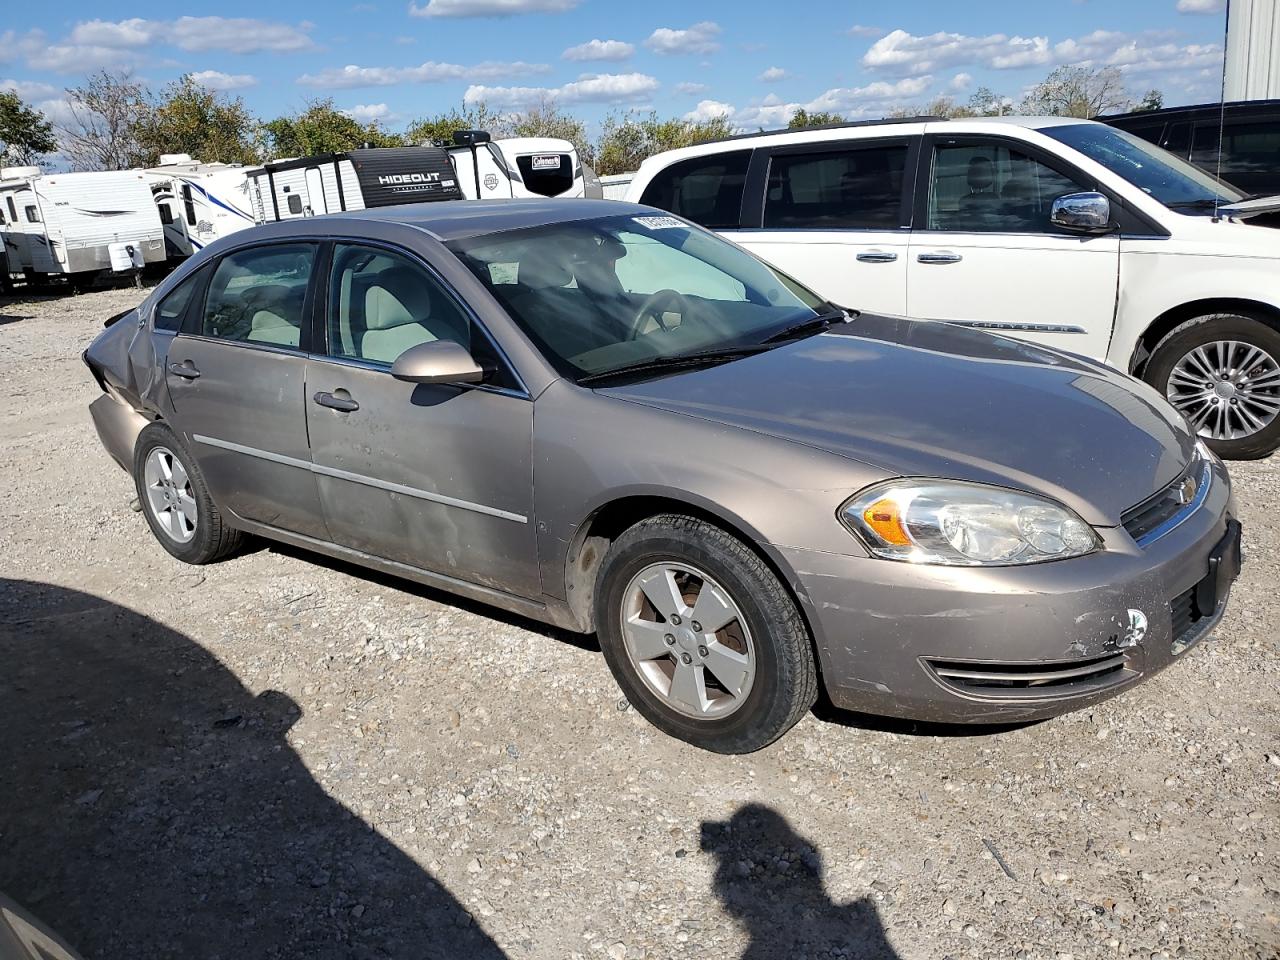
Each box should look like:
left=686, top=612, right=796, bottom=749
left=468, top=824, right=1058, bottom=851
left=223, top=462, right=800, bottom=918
left=1, top=0, right=1229, bottom=137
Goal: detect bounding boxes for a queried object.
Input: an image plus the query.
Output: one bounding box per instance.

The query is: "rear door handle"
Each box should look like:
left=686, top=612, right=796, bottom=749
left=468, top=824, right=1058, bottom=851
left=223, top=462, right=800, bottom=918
left=313, top=390, right=359, bottom=412
left=916, top=251, right=963, bottom=264
left=856, top=250, right=898, bottom=263
left=167, top=360, right=201, bottom=379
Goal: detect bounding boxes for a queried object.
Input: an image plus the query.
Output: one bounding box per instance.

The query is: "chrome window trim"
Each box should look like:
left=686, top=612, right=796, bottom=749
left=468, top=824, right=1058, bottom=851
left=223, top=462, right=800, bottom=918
left=192, top=433, right=529, bottom=524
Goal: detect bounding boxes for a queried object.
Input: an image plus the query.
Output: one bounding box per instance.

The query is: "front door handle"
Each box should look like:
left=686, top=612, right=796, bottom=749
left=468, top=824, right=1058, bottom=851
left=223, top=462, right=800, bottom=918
left=167, top=360, right=201, bottom=379
left=856, top=250, right=899, bottom=263
left=917, top=251, right=963, bottom=264
left=313, top=390, right=359, bottom=413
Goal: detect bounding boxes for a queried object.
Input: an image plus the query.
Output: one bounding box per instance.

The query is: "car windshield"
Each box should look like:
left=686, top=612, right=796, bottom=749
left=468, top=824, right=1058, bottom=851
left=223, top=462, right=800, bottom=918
left=447, top=213, right=828, bottom=381
left=1042, top=122, right=1245, bottom=212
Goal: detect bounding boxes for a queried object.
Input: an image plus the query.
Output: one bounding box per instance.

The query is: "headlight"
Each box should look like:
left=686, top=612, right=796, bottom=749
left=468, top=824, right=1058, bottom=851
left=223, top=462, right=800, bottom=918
left=841, top=480, right=1100, bottom=566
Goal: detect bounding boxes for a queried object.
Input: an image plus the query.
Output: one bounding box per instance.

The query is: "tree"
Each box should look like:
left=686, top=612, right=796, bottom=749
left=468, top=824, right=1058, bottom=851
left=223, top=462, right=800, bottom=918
left=886, top=95, right=974, bottom=119
left=263, top=99, right=403, bottom=158
left=137, top=75, right=261, bottom=166
left=966, top=86, right=1010, bottom=117
left=1137, top=89, right=1164, bottom=112
left=1020, top=65, right=1130, bottom=119
left=593, top=111, right=733, bottom=175
left=404, top=102, right=504, bottom=147
left=0, top=92, right=57, bottom=167
left=787, top=108, right=844, bottom=129
left=60, top=70, right=152, bottom=171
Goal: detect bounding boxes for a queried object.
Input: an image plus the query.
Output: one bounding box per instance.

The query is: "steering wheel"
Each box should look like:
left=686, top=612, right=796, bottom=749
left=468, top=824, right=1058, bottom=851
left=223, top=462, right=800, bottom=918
left=629, top=289, right=691, bottom=340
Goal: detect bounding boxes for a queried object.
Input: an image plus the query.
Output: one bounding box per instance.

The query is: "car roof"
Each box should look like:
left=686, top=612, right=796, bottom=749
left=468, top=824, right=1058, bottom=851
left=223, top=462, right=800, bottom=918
left=300, top=198, right=651, bottom=242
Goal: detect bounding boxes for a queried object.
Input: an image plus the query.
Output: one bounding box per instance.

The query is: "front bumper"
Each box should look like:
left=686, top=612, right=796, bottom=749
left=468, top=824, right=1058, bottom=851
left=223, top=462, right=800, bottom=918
left=780, top=456, right=1237, bottom=723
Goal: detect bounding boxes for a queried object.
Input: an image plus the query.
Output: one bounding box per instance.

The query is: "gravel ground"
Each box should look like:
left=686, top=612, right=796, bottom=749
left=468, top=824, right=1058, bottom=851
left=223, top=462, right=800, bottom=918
left=1, top=285, right=1277, bottom=960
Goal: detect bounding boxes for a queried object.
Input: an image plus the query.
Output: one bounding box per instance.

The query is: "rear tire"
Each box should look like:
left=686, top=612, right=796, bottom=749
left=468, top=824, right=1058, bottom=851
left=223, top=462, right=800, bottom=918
left=1144, top=312, right=1280, bottom=460
left=133, top=422, right=243, bottom=564
left=594, top=514, right=817, bottom=753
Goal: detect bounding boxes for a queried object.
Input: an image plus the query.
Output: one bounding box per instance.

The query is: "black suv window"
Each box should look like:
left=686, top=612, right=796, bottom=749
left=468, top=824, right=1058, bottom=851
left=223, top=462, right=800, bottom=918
left=202, top=243, right=316, bottom=347
left=764, top=142, right=909, bottom=229
left=638, top=150, right=750, bottom=229
left=1191, top=119, right=1280, bottom=194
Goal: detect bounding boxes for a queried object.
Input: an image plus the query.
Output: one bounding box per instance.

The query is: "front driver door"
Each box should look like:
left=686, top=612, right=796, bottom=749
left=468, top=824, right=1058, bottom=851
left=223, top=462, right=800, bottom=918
left=906, top=137, right=1119, bottom=360
left=305, top=241, right=540, bottom=597
left=165, top=240, right=329, bottom=538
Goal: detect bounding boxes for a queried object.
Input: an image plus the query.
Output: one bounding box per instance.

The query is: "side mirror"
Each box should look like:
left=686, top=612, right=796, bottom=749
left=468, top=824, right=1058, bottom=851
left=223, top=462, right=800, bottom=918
left=390, top=339, right=485, bottom=385
left=1050, top=192, right=1112, bottom=233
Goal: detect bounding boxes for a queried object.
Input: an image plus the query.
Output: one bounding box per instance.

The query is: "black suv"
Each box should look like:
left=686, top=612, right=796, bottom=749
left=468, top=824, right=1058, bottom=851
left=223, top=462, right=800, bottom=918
left=1103, top=100, right=1280, bottom=198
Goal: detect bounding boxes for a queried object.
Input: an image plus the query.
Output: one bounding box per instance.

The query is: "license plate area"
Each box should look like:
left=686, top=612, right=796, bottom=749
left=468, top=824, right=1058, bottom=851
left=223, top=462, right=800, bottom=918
left=1195, top=518, right=1242, bottom=617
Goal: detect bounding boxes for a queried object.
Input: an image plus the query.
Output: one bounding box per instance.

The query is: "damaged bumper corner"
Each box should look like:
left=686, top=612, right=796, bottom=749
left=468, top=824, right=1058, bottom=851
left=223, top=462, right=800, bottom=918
left=89, top=394, right=149, bottom=473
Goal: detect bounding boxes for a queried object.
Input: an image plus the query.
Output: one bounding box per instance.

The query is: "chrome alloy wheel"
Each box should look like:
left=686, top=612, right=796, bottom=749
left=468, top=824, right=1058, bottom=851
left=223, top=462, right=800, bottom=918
left=1167, top=340, right=1280, bottom=441
left=619, top=561, right=756, bottom=720
left=143, top=445, right=197, bottom=544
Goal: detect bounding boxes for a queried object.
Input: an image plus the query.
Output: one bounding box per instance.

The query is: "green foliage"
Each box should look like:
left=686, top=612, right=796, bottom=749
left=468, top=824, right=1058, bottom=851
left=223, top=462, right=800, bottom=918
left=593, top=111, right=733, bottom=175
left=138, top=75, right=261, bottom=165
left=263, top=99, right=404, bottom=158
left=504, top=101, right=593, bottom=165
left=404, top=102, right=504, bottom=147
left=1138, top=89, right=1165, bottom=112
left=787, top=108, right=844, bottom=129
left=966, top=87, right=1008, bottom=117
left=0, top=91, right=57, bottom=166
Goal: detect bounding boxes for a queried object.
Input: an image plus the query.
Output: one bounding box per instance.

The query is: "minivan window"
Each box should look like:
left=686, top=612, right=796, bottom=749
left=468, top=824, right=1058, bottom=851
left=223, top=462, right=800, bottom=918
left=764, top=143, right=908, bottom=229
left=1043, top=123, right=1243, bottom=211
left=638, top=150, right=750, bottom=229
left=928, top=142, right=1089, bottom=233
left=202, top=243, right=316, bottom=347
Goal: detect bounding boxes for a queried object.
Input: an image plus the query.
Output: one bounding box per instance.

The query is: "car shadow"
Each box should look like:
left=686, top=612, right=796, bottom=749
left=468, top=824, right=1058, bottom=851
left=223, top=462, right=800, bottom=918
left=0, top=578, right=511, bottom=960
left=701, top=804, right=902, bottom=960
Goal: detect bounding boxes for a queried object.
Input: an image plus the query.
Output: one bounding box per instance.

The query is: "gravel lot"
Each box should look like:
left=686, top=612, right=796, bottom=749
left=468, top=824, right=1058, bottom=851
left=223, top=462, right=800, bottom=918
left=1, top=284, right=1277, bottom=960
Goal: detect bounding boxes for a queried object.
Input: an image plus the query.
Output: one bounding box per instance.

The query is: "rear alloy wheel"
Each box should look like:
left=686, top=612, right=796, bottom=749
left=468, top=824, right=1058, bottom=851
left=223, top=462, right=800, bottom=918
left=133, top=422, right=243, bottom=564
left=1145, top=312, right=1280, bottom=460
left=595, top=515, right=817, bottom=753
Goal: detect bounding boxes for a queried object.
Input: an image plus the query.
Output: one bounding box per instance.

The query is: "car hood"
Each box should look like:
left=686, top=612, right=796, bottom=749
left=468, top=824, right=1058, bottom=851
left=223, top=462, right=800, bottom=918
left=600, top=316, right=1197, bottom=526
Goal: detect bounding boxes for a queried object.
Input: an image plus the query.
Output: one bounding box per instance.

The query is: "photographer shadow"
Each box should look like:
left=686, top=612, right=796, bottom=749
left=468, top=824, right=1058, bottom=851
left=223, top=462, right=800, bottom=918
left=702, top=804, right=901, bottom=960
left=0, top=578, right=509, bottom=960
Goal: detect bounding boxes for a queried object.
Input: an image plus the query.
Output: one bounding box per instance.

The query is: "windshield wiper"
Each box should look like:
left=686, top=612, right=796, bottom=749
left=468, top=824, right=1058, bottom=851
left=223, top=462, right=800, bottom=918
left=1165, top=198, right=1226, bottom=211
left=760, top=309, right=853, bottom=344
left=577, top=345, right=770, bottom=385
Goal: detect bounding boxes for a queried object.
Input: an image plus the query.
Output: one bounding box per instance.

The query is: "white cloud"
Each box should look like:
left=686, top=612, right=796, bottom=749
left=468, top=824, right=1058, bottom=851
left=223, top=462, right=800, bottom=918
left=683, top=99, right=735, bottom=122
left=299, top=60, right=549, bottom=88
left=0, top=78, right=59, bottom=101
left=864, top=29, right=1052, bottom=74
left=847, top=25, right=884, bottom=38
left=58, top=17, right=315, bottom=54
left=644, top=22, right=722, bottom=56
left=758, top=66, right=788, bottom=82
left=562, top=39, right=634, bottom=62
left=409, top=0, right=578, bottom=16
left=1176, top=0, right=1225, bottom=12
left=190, top=70, right=258, bottom=91
left=729, top=75, right=934, bottom=130
left=343, top=102, right=397, bottom=123
left=675, top=81, right=709, bottom=96
left=1052, top=30, right=1221, bottom=74
left=950, top=72, right=973, bottom=91
left=464, top=71, right=659, bottom=107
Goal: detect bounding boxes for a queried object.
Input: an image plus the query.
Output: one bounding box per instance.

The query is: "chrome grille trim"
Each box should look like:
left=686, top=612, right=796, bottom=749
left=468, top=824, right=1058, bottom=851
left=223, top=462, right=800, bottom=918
left=1122, top=456, right=1212, bottom=548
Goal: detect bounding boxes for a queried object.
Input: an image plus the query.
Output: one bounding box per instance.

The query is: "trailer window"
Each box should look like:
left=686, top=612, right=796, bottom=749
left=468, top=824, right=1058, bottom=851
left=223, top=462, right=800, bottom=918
left=25, top=206, right=40, bottom=223
left=158, top=204, right=174, bottom=225
left=5, top=198, right=15, bottom=221
left=181, top=185, right=196, bottom=226
left=287, top=194, right=304, bottom=215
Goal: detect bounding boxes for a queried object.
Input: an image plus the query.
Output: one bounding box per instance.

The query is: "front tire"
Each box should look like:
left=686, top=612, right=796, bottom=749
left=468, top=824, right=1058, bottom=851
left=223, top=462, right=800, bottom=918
left=133, top=422, right=243, bottom=563
left=594, top=515, right=817, bottom=753
left=1144, top=312, right=1280, bottom=460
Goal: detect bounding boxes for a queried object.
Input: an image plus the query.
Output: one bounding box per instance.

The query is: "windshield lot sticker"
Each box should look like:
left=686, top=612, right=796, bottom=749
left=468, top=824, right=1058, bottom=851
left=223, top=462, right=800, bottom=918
left=634, top=216, right=685, bottom=230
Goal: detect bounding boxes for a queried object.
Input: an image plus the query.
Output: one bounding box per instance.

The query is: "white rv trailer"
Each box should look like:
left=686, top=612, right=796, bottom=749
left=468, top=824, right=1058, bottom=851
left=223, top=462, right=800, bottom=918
left=599, top=173, right=634, bottom=200
left=0, top=168, right=164, bottom=284
left=246, top=136, right=603, bottom=224
left=142, top=154, right=256, bottom=257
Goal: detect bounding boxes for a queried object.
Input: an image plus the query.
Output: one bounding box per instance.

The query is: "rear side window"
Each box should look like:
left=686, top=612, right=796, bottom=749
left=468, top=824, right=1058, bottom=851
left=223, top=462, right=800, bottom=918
left=765, top=143, right=909, bottom=229
left=202, top=243, right=317, bottom=347
left=154, top=270, right=203, bottom=332
left=639, top=150, right=750, bottom=229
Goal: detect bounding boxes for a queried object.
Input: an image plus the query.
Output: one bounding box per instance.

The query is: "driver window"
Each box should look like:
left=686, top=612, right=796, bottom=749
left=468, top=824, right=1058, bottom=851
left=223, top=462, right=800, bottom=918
left=928, top=143, right=1089, bottom=234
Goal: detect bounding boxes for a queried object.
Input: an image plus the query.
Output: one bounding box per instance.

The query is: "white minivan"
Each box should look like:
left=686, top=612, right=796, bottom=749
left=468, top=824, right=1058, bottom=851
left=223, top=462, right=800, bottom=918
left=625, top=116, right=1280, bottom=459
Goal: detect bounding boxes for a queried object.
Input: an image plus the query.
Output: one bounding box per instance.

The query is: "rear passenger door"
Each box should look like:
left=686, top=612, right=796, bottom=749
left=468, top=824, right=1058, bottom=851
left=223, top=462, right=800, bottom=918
left=733, top=138, right=916, bottom=315
left=906, top=135, right=1119, bottom=359
left=165, top=241, right=329, bottom=538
